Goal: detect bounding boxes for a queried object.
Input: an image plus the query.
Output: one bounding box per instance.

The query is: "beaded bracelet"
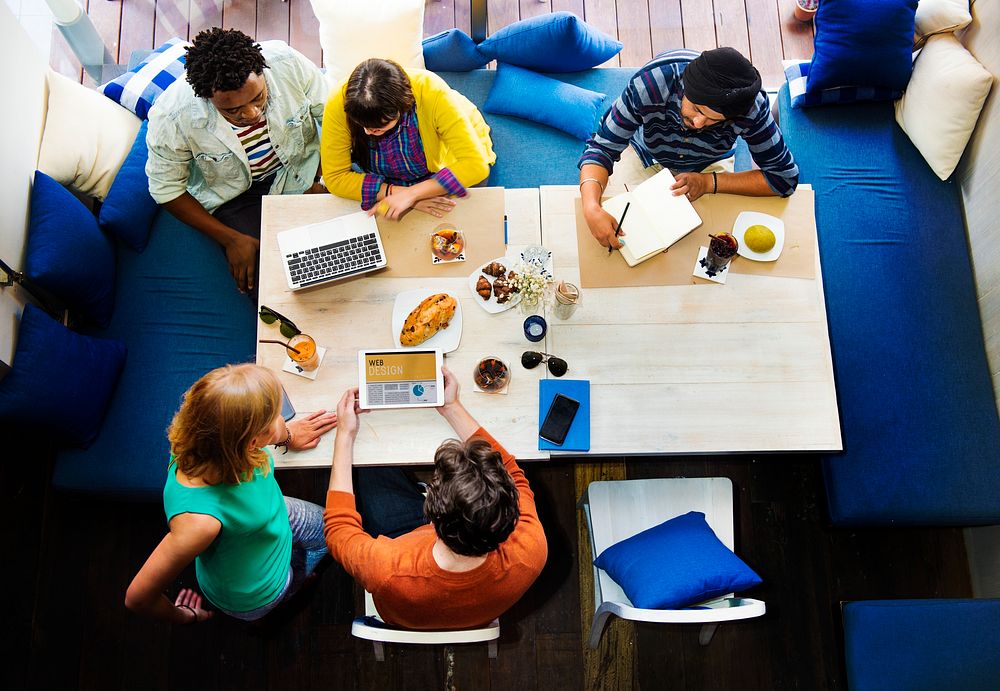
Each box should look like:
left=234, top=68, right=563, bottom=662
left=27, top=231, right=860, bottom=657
left=275, top=428, right=293, bottom=455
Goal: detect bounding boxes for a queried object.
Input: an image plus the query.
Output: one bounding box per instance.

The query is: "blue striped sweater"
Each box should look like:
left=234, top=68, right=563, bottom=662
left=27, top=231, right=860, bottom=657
left=579, top=50, right=799, bottom=197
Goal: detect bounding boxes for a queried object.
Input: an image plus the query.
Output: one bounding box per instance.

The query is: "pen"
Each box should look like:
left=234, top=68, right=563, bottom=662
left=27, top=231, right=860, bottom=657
left=608, top=202, right=630, bottom=254
left=503, top=214, right=508, bottom=245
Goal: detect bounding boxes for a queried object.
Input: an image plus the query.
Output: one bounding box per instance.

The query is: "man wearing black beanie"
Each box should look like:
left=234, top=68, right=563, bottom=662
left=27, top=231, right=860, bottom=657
left=578, top=48, right=799, bottom=250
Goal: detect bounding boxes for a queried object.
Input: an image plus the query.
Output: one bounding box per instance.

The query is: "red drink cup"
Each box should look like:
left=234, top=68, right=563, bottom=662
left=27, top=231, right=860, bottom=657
left=705, top=233, right=739, bottom=273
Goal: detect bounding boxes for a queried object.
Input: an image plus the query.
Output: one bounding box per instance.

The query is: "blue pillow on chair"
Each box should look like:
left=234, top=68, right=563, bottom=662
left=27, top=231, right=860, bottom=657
left=785, top=61, right=902, bottom=108
left=99, top=37, right=188, bottom=119
left=423, top=29, right=488, bottom=72
left=477, top=12, right=622, bottom=72
left=0, top=304, right=126, bottom=448
left=807, top=0, right=918, bottom=94
left=99, top=121, right=159, bottom=252
left=594, top=511, right=763, bottom=610
left=27, top=171, right=116, bottom=328
left=484, top=63, right=606, bottom=141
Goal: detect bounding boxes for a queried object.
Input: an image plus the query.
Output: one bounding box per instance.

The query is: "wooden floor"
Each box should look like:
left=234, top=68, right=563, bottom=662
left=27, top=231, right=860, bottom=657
left=23, top=4, right=969, bottom=691
left=52, top=0, right=814, bottom=88
left=3, top=444, right=971, bottom=691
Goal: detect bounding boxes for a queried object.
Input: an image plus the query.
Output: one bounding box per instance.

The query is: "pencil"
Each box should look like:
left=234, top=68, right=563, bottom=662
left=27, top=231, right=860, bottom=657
left=609, top=202, right=631, bottom=254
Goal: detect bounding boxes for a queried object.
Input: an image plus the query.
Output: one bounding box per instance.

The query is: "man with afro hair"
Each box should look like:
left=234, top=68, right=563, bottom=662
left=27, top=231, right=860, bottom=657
left=146, top=28, right=328, bottom=295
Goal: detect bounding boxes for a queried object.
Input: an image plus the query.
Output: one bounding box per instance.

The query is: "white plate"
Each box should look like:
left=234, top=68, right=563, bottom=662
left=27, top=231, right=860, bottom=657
left=391, top=289, right=463, bottom=353
left=467, top=256, right=523, bottom=313
left=732, top=211, right=785, bottom=262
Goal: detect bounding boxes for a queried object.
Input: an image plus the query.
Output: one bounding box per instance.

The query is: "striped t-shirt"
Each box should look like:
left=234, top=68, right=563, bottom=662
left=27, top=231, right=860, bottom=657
left=579, top=49, right=799, bottom=197
left=233, top=119, right=282, bottom=181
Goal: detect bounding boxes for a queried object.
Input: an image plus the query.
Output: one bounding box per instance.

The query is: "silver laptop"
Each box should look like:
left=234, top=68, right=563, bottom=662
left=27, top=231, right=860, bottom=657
left=276, top=211, right=388, bottom=290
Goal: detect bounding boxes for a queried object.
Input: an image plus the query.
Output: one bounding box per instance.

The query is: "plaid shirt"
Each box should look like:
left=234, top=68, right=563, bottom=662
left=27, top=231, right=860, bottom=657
left=360, top=108, right=465, bottom=210
left=579, top=50, right=799, bottom=197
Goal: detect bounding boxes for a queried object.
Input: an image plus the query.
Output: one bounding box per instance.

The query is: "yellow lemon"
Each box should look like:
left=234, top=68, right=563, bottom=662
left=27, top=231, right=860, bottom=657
left=744, top=224, right=776, bottom=253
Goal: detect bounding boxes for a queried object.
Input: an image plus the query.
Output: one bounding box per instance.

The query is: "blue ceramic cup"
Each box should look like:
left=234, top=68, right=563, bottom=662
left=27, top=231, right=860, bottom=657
left=523, top=315, right=547, bottom=343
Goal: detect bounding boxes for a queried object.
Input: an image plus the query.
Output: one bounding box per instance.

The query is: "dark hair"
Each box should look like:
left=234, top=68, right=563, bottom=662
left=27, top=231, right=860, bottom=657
left=185, top=28, right=267, bottom=99
left=424, top=438, right=520, bottom=557
left=344, top=58, right=416, bottom=167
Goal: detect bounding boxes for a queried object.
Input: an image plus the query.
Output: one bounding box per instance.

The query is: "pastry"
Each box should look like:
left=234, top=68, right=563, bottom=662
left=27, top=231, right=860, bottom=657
left=493, top=274, right=515, bottom=304
left=482, top=261, right=506, bottom=277
left=431, top=228, right=465, bottom=260
left=476, top=275, right=492, bottom=300
left=507, top=271, right=521, bottom=292
left=400, top=293, right=457, bottom=346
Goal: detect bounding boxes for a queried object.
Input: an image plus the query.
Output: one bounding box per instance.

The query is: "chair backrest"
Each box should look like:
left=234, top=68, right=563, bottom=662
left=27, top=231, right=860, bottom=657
left=350, top=590, right=500, bottom=646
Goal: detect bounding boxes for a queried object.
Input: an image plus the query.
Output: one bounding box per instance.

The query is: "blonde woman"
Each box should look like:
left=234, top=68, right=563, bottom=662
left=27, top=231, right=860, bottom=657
left=125, top=365, right=338, bottom=623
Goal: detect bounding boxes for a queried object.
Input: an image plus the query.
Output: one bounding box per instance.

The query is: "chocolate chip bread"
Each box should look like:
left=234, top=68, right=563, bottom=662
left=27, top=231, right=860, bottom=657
left=400, top=293, right=457, bottom=346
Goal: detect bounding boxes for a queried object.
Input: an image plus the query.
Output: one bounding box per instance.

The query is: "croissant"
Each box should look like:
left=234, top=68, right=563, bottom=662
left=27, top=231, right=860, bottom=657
left=476, top=275, right=492, bottom=300
left=493, top=275, right=515, bottom=304
left=482, top=261, right=506, bottom=277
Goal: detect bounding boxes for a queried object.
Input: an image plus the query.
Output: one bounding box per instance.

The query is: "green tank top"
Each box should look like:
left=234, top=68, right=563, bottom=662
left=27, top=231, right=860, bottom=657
left=163, top=450, right=292, bottom=613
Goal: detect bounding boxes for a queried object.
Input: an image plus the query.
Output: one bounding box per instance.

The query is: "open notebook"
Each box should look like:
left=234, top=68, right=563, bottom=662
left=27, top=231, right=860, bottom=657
left=602, top=169, right=703, bottom=267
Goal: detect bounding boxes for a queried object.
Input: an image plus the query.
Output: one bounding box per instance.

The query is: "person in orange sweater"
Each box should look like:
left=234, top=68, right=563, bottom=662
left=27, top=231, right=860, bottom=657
left=323, top=367, right=547, bottom=630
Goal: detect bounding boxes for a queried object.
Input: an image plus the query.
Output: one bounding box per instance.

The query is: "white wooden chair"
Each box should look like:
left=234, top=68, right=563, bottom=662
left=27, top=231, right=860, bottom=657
left=579, top=477, right=766, bottom=649
left=351, top=590, right=500, bottom=661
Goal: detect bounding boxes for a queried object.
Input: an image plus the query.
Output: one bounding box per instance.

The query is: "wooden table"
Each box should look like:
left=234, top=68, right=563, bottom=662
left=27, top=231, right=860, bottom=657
left=257, top=186, right=842, bottom=468
left=258, top=189, right=549, bottom=468
left=539, top=185, right=842, bottom=454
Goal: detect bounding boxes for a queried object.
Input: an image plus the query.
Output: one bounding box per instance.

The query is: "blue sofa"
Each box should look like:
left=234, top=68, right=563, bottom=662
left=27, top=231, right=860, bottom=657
left=843, top=599, right=1000, bottom=691
left=778, top=84, right=1000, bottom=526
left=51, top=67, right=640, bottom=499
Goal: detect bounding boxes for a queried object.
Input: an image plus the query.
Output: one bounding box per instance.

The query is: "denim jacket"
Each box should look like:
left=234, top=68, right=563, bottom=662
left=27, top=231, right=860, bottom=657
left=145, top=42, right=327, bottom=213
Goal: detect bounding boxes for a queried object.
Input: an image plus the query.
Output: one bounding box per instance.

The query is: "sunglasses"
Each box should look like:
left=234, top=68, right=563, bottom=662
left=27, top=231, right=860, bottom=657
left=521, top=351, right=568, bottom=378
left=258, top=305, right=301, bottom=339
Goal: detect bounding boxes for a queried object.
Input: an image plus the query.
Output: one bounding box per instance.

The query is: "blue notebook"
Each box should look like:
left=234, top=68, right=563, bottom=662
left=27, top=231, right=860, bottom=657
left=538, top=379, right=590, bottom=452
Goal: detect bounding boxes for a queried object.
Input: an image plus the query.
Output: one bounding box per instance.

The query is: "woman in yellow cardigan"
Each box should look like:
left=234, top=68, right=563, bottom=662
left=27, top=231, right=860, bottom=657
left=321, top=59, right=496, bottom=220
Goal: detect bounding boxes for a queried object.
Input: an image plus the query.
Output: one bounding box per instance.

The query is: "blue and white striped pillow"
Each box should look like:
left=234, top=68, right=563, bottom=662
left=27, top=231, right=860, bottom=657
left=99, top=38, right=189, bottom=119
left=784, top=60, right=903, bottom=108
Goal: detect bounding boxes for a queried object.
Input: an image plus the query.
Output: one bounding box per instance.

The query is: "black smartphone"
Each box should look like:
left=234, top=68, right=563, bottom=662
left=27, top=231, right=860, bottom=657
left=280, top=385, right=296, bottom=421
left=539, top=394, right=580, bottom=446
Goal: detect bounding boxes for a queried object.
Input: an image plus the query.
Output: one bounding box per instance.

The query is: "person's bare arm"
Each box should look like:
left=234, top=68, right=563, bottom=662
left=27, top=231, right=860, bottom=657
left=125, top=513, right=221, bottom=624
left=162, top=193, right=260, bottom=293
left=436, top=366, right=480, bottom=440
left=579, top=164, right=623, bottom=250
left=671, top=169, right=775, bottom=202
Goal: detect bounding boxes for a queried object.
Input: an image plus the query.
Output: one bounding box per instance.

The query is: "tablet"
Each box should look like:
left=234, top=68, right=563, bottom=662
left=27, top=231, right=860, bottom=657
left=358, top=349, right=444, bottom=409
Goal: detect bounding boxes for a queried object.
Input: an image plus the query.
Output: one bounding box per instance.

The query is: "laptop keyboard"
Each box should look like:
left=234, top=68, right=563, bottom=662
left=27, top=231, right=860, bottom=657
left=286, top=232, right=382, bottom=287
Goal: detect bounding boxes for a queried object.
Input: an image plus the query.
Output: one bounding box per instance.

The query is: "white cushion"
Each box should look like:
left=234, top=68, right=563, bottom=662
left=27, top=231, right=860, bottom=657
left=310, top=0, right=425, bottom=88
left=895, top=34, right=993, bottom=180
left=914, top=0, right=972, bottom=44
left=38, top=70, right=141, bottom=200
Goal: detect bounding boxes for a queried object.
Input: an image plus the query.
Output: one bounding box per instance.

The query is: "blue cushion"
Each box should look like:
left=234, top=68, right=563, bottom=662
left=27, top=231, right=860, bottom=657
left=777, top=84, right=1000, bottom=525
left=0, top=304, right=126, bottom=448
left=53, top=210, right=256, bottom=499
left=27, top=171, right=116, bottom=328
left=484, top=63, right=605, bottom=141
left=477, top=12, right=622, bottom=72
left=593, top=511, right=762, bottom=610
left=807, top=0, right=918, bottom=94
left=99, top=37, right=188, bottom=119
left=784, top=61, right=902, bottom=108
left=99, top=121, right=159, bottom=252
left=844, top=600, right=1000, bottom=691
left=437, top=68, right=630, bottom=187
left=422, top=29, right=488, bottom=72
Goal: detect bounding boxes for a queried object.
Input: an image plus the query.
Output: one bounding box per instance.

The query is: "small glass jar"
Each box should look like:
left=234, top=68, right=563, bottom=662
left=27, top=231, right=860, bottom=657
left=553, top=281, right=580, bottom=320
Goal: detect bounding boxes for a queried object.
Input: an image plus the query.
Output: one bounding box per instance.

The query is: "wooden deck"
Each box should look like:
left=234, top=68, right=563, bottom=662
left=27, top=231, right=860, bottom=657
left=53, top=0, right=814, bottom=88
